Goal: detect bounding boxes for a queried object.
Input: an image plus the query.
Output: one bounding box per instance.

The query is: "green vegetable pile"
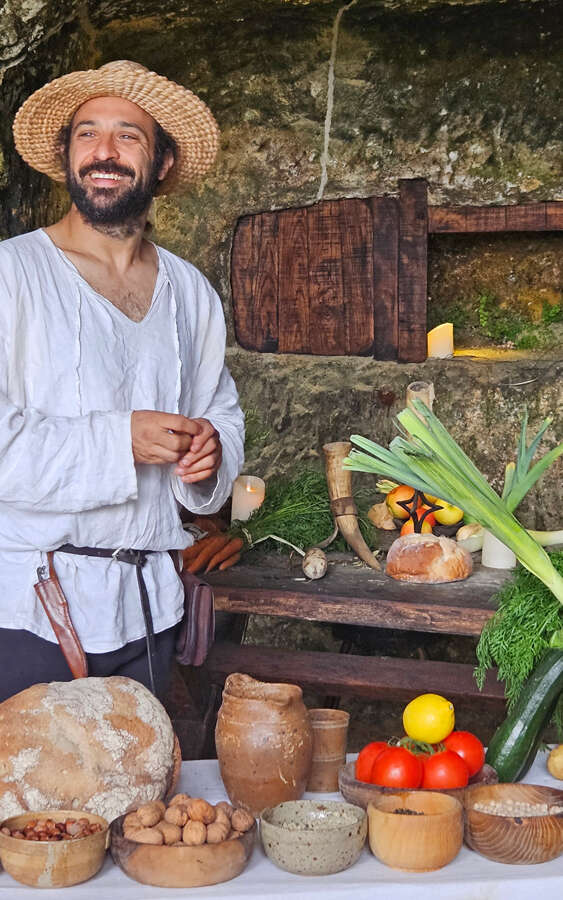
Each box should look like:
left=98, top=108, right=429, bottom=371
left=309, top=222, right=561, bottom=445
left=475, top=550, right=563, bottom=737
left=231, top=469, right=377, bottom=555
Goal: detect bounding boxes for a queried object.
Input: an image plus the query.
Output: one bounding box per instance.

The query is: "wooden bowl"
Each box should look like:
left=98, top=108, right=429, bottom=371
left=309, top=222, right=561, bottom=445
left=110, top=814, right=256, bottom=888
left=260, top=799, right=367, bottom=876
left=463, top=782, right=563, bottom=865
left=367, top=790, right=463, bottom=872
left=339, top=760, right=498, bottom=809
left=0, top=809, right=109, bottom=888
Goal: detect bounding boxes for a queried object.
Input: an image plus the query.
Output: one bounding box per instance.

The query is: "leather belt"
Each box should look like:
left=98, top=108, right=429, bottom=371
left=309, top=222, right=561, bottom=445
left=35, top=544, right=159, bottom=695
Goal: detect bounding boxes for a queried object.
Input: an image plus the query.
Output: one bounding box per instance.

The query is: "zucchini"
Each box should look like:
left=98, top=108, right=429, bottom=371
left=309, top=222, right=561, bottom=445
left=485, top=648, right=563, bottom=782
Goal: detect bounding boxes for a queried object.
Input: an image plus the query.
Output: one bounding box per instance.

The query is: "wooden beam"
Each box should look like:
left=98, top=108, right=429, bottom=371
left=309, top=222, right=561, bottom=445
left=231, top=212, right=279, bottom=351
left=546, top=202, right=563, bottom=230
left=505, top=203, right=546, bottom=231
left=340, top=197, right=375, bottom=355
left=398, top=179, right=428, bottom=362
left=278, top=207, right=310, bottom=353
left=371, top=196, right=399, bottom=360
left=429, top=202, right=563, bottom=234
left=206, top=643, right=507, bottom=706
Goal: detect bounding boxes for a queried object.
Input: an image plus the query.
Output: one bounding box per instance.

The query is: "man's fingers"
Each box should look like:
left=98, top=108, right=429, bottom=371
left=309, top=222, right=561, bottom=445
left=179, top=466, right=216, bottom=484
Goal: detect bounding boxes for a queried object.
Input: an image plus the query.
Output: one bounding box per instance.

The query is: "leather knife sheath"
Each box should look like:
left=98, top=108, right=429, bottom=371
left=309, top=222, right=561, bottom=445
left=34, top=551, right=88, bottom=679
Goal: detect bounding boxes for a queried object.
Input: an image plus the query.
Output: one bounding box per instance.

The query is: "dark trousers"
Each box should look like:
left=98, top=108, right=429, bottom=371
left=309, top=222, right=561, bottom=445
left=0, top=625, right=178, bottom=704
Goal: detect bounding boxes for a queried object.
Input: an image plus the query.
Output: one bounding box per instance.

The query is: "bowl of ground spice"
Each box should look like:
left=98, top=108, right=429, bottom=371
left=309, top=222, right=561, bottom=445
left=0, top=809, right=109, bottom=888
left=367, top=790, right=463, bottom=872
left=463, top=782, right=563, bottom=864
left=260, top=800, right=367, bottom=875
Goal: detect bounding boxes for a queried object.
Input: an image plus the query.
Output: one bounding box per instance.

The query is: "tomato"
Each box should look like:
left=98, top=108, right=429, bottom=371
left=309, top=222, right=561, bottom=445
left=355, top=741, right=388, bottom=783
left=403, top=693, right=455, bottom=744
left=421, top=750, right=469, bottom=789
left=443, top=731, right=485, bottom=777
left=400, top=515, right=435, bottom=536
left=371, top=747, right=423, bottom=789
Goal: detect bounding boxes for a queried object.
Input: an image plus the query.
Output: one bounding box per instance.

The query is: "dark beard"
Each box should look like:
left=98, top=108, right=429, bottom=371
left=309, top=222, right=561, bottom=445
left=65, top=160, right=160, bottom=235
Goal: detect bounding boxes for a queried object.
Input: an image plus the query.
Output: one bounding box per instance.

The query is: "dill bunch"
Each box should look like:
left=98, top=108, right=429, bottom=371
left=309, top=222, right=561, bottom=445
left=231, top=469, right=377, bottom=554
left=475, top=550, right=563, bottom=736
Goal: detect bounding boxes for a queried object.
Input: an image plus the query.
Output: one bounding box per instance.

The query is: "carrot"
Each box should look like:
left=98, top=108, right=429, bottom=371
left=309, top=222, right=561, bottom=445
left=218, top=551, right=242, bottom=571
left=204, top=537, right=244, bottom=573
left=187, top=535, right=230, bottom=574
left=182, top=535, right=216, bottom=564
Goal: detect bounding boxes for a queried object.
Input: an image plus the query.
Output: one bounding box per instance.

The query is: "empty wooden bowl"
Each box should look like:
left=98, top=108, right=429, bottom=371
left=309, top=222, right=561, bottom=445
left=463, top=782, right=563, bottom=865
left=0, top=809, right=109, bottom=888
left=260, top=799, right=367, bottom=875
left=339, top=760, right=498, bottom=809
left=110, top=814, right=256, bottom=888
left=367, top=790, right=463, bottom=872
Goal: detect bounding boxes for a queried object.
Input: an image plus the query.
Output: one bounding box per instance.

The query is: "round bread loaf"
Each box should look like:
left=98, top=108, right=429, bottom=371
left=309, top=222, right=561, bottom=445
left=386, top=533, right=473, bottom=583
left=0, top=676, right=178, bottom=824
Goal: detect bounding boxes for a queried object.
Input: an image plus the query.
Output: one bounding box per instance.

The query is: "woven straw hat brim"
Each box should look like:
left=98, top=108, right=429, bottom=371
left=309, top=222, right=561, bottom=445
left=13, top=62, right=220, bottom=195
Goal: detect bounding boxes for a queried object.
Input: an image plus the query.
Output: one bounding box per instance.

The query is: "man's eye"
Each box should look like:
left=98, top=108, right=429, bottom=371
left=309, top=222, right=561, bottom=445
left=120, top=133, right=137, bottom=141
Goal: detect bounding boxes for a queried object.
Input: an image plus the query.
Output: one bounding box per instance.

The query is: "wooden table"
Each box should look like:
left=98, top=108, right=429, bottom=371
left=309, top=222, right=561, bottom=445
left=185, top=551, right=511, bottom=755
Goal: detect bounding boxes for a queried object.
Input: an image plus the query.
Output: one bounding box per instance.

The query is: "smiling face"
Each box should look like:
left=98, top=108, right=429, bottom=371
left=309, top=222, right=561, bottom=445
left=63, top=96, right=174, bottom=227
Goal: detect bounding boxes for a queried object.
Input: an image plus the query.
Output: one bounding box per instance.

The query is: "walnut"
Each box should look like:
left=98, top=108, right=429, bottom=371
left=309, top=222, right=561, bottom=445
left=123, top=812, right=142, bottom=831
left=164, top=805, right=188, bottom=826
left=228, top=829, right=243, bottom=840
left=206, top=821, right=230, bottom=844
left=133, top=827, right=164, bottom=845
left=169, top=793, right=191, bottom=807
left=182, top=820, right=207, bottom=846
left=214, top=801, right=234, bottom=820
left=156, top=821, right=182, bottom=845
left=186, top=798, right=216, bottom=824
left=214, top=808, right=231, bottom=829
left=231, top=809, right=255, bottom=833
left=137, top=802, right=164, bottom=827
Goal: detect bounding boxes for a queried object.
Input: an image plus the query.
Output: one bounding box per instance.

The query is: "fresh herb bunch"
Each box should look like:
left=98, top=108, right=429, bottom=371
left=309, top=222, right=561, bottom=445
left=231, top=469, right=377, bottom=554
left=475, top=550, right=563, bottom=736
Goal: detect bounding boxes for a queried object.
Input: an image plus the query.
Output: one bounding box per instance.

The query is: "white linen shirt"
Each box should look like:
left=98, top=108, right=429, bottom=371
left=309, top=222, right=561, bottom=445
left=0, top=228, right=244, bottom=652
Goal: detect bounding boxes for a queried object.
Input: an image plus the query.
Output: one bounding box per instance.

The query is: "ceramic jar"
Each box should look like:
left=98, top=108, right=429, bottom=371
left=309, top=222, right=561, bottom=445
left=215, top=673, right=313, bottom=815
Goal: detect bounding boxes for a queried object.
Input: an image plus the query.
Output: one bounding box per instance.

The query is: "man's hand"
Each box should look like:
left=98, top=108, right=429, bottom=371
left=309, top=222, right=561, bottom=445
left=131, top=410, right=202, bottom=464
left=173, top=418, right=222, bottom=484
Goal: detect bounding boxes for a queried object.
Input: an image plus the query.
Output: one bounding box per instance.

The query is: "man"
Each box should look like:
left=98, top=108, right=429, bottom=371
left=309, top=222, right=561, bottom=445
left=0, top=60, right=244, bottom=702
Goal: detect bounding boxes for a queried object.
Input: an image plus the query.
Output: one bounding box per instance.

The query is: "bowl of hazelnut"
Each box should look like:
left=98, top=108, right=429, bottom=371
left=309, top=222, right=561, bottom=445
left=0, top=809, right=109, bottom=888
left=110, top=794, right=256, bottom=888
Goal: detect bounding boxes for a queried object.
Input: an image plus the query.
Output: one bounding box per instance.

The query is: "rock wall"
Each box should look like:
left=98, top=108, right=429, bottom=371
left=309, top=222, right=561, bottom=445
left=0, top=0, right=561, bottom=520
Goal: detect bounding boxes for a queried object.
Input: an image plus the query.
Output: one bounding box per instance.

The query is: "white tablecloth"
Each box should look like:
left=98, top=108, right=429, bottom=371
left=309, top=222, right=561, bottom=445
left=2, top=753, right=562, bottom=899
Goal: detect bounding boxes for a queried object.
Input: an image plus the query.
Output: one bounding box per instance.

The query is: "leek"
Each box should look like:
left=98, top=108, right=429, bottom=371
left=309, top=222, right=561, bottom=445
left=344, top=399, right=563, bottom=604
left=501, top=410, right=563, bottom=513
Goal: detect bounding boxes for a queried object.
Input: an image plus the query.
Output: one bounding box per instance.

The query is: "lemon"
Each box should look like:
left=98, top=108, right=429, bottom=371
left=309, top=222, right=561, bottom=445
left=402, top=693, right=455, bottom=743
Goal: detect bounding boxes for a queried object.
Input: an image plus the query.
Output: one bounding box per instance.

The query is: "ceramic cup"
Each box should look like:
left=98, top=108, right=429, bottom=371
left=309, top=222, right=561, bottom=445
left=306, top=708, right=350, bottom=792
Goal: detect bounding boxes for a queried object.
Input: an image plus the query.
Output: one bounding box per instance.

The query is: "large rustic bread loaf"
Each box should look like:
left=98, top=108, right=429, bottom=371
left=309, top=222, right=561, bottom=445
left=386, top=533, right=473, bottom=583
left=0, top=676, right=177, bottom=824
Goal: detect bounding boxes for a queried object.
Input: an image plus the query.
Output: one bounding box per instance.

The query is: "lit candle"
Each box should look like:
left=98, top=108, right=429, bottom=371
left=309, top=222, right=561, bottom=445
left=231, top=475, right=266, bottom=522
left=427, top=323, right=454, bottom=359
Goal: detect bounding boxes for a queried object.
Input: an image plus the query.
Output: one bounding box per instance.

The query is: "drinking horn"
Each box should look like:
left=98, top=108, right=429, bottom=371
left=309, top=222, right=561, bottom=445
left=322, top=442, right=381, bottom=570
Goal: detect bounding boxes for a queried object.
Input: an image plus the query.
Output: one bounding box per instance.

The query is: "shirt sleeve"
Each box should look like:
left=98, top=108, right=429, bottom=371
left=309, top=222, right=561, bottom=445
left=0, top=378, right=138, bottom=513
left=170, top=272, right=244, bottom=514
left=0, top=240, right=139, bottom=514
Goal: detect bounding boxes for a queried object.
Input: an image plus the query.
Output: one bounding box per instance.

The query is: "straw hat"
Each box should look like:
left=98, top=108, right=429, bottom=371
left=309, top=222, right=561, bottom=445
left=12, top=60, right=220, bottom=195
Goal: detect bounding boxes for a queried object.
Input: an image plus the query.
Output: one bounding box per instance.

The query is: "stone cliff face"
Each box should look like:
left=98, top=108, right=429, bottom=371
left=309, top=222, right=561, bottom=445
left=0, top=0, right=561, bottom=523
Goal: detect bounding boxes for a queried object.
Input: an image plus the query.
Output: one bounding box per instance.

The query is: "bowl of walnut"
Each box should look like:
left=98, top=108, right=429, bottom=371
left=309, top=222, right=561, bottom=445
left=110, top=794, right=256, bottom=888
left=0, top=809, right=109, bottom=888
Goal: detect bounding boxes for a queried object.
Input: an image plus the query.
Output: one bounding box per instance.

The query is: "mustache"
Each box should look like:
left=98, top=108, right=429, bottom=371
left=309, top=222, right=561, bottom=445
left=78, top=161, right=136, bottom=179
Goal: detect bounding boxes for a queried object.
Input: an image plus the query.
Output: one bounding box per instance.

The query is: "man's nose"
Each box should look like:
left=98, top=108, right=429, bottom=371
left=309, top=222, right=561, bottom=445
left=92, top=134, right=119, bottom=160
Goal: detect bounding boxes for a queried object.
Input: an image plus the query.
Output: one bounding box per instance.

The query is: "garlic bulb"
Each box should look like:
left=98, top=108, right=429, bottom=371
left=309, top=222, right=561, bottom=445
left=456, top=522, right=484, bottom=553
left=302, top=547, right=328, bottom=580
